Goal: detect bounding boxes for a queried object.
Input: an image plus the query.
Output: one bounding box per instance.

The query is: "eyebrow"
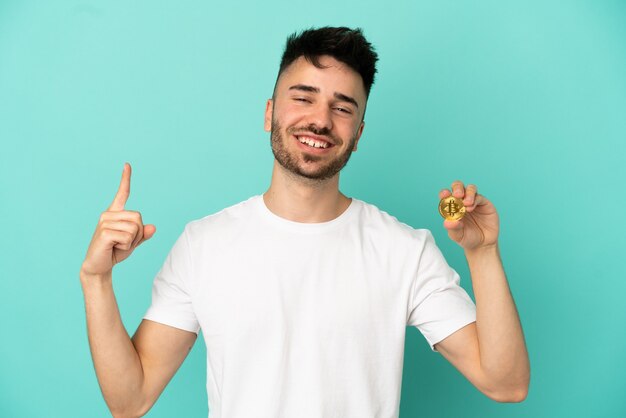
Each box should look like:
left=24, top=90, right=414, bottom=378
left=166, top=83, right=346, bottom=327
left=288, top=84, right=359, bottom=109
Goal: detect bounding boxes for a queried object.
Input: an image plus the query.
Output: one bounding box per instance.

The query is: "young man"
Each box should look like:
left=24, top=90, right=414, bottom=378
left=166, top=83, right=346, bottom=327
left=80, top=27, right=530, bottom=418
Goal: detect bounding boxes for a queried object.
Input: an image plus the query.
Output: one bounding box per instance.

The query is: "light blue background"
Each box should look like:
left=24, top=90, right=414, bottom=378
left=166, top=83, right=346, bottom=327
left=1, top=1, right=625, bottom=417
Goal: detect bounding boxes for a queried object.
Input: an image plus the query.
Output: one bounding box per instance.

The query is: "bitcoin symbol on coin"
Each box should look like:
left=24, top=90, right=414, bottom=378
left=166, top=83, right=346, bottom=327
left=438, top=196, right=466, bottom=221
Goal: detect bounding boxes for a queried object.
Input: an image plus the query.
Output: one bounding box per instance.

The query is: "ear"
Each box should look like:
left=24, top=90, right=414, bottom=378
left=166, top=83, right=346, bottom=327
left=352, top=120, right=365, bottom=152
left=264, top=99, right=273, bottom=132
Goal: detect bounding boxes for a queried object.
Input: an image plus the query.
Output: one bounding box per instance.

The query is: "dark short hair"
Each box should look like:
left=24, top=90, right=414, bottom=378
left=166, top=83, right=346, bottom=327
left=275, top=26, right=379, bottom=98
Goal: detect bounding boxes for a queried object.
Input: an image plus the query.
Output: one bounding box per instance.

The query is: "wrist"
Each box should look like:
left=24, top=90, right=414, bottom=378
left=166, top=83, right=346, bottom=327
left=79, top=269, right=113, bottom=288
left=464, top=242, right=500, bottom=260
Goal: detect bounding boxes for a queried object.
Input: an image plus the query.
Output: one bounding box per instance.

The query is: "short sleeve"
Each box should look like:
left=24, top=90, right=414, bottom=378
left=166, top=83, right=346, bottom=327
left=406, top=230, right=476, bottom=351
left=144, top=226, right=200, bottom=334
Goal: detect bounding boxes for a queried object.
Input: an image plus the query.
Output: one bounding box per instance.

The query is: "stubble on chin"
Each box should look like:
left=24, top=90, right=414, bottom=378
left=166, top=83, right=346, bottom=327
left=269, top=118, right=356, bottom=181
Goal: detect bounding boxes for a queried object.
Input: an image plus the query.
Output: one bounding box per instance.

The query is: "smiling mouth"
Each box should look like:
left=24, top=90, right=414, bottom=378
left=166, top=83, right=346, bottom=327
left=295, top=135, right=334, bottom=149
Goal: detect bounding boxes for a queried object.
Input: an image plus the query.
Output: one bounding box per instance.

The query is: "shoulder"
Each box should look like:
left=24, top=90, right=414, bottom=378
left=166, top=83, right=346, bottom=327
left=353, top=198, right=434, bottom=247
left=183, top=195, right=260, bottom=241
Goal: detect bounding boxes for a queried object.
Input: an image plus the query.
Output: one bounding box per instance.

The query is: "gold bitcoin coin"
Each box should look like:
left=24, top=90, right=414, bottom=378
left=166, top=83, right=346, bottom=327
left=439, top=196, right=466, bottom=221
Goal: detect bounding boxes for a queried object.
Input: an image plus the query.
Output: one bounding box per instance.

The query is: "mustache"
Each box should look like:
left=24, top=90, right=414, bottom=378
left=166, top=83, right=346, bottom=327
left=286, top=124, right=340, bottom=144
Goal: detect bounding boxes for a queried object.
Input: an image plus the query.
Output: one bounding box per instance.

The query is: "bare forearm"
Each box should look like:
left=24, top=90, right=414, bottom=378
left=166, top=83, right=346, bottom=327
left=465, top=245, right=530, bottom=393
left=80, top=272, right=146, bottom=416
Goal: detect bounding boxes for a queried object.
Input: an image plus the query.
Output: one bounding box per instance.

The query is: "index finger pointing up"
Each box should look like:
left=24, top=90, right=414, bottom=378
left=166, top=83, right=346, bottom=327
left=109, top=162, right=131, bottom=211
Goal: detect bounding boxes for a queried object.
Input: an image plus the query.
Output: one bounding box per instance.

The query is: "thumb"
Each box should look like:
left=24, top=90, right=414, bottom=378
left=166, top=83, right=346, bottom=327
left=137, top=224, right=157, bottom=247
left=443, top=220, right=464, bottom=243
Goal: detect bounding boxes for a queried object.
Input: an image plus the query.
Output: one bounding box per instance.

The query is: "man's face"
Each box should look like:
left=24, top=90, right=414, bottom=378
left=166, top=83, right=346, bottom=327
left=264, top=55, right=367, bottom=181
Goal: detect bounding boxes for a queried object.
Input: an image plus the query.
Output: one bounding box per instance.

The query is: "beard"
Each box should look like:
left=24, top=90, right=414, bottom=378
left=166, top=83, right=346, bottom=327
left=270, top=118, right=358, bottom=181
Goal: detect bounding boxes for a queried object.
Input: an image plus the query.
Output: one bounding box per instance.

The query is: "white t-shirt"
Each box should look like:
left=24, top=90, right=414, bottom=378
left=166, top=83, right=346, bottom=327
left=144, top=195, right=476, bottom=418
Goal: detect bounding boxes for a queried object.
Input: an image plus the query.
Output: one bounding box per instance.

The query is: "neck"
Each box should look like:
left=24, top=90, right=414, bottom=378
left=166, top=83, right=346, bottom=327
left=263, top=161, right=351, bottom=223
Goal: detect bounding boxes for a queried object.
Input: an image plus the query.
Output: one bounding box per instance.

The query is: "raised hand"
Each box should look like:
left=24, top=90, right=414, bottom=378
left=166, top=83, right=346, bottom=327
left=439, top=180, right=499, bottom=251
left=80, top=163, right=156, bottom=277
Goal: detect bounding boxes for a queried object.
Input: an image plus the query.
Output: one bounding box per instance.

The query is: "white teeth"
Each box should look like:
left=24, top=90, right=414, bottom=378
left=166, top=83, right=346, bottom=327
left=298, top=136, right=329, bottom=149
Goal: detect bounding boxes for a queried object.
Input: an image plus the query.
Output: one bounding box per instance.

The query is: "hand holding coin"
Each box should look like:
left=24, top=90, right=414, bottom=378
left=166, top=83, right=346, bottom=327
left=438, top=180, right=500, bottom=251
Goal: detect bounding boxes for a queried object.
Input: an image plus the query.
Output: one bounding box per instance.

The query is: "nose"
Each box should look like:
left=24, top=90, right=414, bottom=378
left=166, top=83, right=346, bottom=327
left=304, top=102, right=333, bottom=133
